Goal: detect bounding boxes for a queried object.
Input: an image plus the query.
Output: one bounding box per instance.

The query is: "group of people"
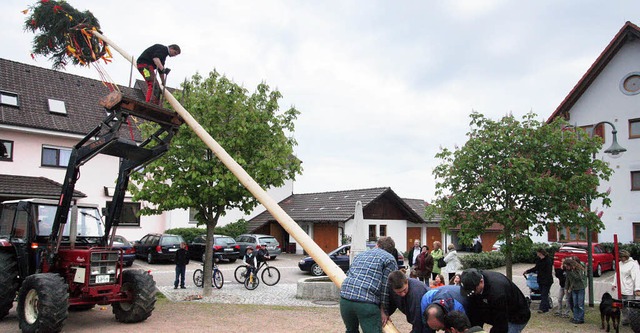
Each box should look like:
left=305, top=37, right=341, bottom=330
left=340, top=236, right=530, bottom=333
left=407, top=240, right=463, bottom=287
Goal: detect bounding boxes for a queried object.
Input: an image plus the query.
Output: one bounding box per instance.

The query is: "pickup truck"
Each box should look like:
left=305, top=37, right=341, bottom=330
left=552, top=242, right=614, bottom=277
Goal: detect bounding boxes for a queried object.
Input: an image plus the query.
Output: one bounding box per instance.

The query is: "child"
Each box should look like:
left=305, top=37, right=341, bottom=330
left=430, top=274, right=446, bottom=288
left=242, top=246, right=258, bottom=277
left=564, top=258, right=586, bottom=324
left=174, top=242, right=189, bottom=289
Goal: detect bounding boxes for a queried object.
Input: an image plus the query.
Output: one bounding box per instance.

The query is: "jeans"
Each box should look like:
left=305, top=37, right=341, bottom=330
left=507, top=321, right=528, bottom=333
left=556, top=287, right=570, bottom=315
left=539, top=283, right=551, bottom=311
left=340, top=298, right=381, bottom=333
left=571, top=289, right=585, bottom=322
left=174, top=264, right=186, bottom=288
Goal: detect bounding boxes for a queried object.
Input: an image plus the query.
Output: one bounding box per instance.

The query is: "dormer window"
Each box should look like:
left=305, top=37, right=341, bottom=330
left=0, top=91, right=19, bottom=107
left=48, top=98, right=67, bottom=114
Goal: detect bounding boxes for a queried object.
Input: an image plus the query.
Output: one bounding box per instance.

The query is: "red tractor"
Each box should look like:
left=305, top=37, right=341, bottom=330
left=0, top=93, right=183, bottom=332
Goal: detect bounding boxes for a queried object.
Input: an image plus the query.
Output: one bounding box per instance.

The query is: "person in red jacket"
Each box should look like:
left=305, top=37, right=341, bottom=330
left=136, top=44, right=181, bottom=103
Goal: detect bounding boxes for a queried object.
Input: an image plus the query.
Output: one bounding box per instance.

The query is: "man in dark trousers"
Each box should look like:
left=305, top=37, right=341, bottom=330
left=523, top=248, right=553, bottom=313
left=460, top=268, right=530, bottom=333
left=174, top=242, right=189, bottom=289
left=340, top=236, right=398, bottom=333
left=136, top=44, right=181, bottom=103
left=383, top=270, right=430, bottom=333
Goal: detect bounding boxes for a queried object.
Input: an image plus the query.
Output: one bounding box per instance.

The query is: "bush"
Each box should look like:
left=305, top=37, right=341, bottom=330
left=600, top=242, right=640, bottom=260
left=460, top=241, right=562, bottom=270
left=164, top=227, right=205, bottom=243
left=461, top=251, right=505, bottom=270
left=215, top=219, right=248, bottom=239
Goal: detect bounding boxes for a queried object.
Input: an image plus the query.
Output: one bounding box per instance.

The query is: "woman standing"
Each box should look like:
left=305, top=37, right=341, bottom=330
left=431, top=241, right=444, bottom=281
left=442, top=243, right=462, bottom=282
left=564, top=258, right=586, bottom=324
left=523, top=248, right=553, bottom=313
left=414, top=245, right=433, bottom=284
left=611, top=250, right=640, bottom=325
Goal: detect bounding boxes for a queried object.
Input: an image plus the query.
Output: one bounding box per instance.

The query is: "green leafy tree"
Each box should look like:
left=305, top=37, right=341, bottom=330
left=432, top=111, right=613, bottom=279
left=130, top=70, right=302, bottom=295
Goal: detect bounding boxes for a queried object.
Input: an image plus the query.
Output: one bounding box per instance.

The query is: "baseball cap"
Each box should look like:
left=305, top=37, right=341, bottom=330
left=460, top=268, right=483, bottom=297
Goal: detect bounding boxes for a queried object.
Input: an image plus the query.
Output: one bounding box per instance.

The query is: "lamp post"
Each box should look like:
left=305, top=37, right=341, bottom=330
left=579, top=121, right=626, bottom=307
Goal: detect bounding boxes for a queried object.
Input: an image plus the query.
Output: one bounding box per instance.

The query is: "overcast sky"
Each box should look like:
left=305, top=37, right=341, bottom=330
left=2, top=1, right=639, bottom=201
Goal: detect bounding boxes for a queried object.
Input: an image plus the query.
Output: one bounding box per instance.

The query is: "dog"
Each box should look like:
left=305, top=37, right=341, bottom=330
left=600, top=292, right=620, bottom=333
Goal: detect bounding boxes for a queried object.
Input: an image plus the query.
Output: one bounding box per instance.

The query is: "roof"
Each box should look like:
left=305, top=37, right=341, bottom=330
left=547, top=21, right=640, bottom=123
left=0, top=58, right=146, bottom=136
left=247, top=187, right=427, bottom=232
left=0, top=174, right=86, bottom=199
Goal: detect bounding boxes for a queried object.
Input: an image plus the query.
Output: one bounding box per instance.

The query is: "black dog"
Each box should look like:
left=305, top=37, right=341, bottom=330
left=600, top=292, right=620, bottom=333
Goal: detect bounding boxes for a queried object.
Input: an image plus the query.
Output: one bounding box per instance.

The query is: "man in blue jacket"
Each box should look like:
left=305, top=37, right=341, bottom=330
left=383, top=270, right=430, bottom=333
left=421, top=285, right=468, bottom=331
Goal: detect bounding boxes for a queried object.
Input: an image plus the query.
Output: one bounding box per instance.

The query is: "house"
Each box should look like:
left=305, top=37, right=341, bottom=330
left=0, top=58, right=291, bottom=241
left=247, top=187, right=437, bottom=254
left=543, top=21, right=640, bottom=244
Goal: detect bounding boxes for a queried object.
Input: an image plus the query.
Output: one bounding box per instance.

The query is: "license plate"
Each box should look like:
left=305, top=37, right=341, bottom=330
left=224, top=248, right=233, bottom=252
left=168, top=248, right=178, bottom=252
left=95, top=275, right=110, bottom=284
left=268, top=246, right=275, bottom=250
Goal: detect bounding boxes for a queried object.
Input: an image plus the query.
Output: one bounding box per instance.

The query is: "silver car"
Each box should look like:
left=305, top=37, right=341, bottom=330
left=235, top=234, right=282, bottom=259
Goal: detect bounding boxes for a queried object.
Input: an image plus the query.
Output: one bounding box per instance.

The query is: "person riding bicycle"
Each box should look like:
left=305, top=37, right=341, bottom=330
left=256, top=244, right=271, bottom=271
left=242, top=246, right=258, bottom=278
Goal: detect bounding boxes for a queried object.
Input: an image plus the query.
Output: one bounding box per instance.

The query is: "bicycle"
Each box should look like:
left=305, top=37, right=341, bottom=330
left=193, top=263, right=224, bottom=289
left=244, top=267, right=260, bottom=290
left=234, top=260, right=281, bottom=287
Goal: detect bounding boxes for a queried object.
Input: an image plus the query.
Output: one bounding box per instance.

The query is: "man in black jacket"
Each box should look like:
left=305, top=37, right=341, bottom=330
left=460, top=268, right=530, bottom=333
left=174, top=242, right=189, bottom=289
left=523, top=248, right=553, bottom=313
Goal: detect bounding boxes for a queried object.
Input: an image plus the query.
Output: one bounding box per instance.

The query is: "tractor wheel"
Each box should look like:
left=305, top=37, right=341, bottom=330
left=17, top=273, right=68, bottom=333
left=0, top=252, right=19, bottom=320
left=112, top=269, right=156, bottom=323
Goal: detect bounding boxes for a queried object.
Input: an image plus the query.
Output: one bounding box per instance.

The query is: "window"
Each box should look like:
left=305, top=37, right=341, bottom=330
left=379, top=224, right=387, bottom=237
left=634, top=223, right=640, bottom=243
left=189, top=207, right=198, bottom=224
left=558, top=226, right=587, bottom=242
left=47, top=98, right=67, bottom=114
left=105, top=201, right=141, bottom=226
left=632, top=171, right=640, bottom=191
left=0, top=140, right=13, bottom=161
left=580, top=123, right=604, bottom=142
left=42, top=145, right=72, bottom=167
left=368, top=225, right=377, bottom=242
left=630, top=119, right=640, bottom=139
left=0, top=91, right=19, bottom=107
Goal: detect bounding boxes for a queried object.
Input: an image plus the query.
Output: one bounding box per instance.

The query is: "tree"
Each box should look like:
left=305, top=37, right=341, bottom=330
left=432, top=111, right=613, bottom=279
left=130, top=70, right=302, bottom=295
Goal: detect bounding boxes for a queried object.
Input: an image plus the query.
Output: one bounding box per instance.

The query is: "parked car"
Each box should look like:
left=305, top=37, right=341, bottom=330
left=134, top=233, right=185, bottom=264
left=189, top=234, right=240, bottom=263
left=298, top=244, right=405, bottom=276
left=553, top=241, right=614, bottom=277
left=112, top=234, right=136, bottom=266
left=235, top=234, right=282, bottom=259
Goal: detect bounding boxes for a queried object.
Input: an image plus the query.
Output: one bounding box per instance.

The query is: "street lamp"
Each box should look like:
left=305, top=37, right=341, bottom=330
left=570, top=121, right=626, bottom=307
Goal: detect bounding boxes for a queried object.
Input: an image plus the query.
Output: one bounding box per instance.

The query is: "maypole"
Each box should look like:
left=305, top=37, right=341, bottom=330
left=94, top=31, right=400, bottom=332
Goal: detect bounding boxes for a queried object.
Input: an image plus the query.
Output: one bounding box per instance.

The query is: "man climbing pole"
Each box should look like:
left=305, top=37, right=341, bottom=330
left=136, top=44, right=181, bottom=103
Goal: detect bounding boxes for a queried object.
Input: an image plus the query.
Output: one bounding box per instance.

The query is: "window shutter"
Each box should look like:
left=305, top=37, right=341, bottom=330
left=548, top=224, right=557, bottom=242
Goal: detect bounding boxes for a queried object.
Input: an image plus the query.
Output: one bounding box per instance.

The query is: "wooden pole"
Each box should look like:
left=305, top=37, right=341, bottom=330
left=92, top=31, right=400, bottom=332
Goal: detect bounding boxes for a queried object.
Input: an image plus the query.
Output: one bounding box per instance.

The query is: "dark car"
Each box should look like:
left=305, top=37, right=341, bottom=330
left=134, top=233, right=185, bottom=264
left=235, top=234, right=282, bottom=259
left=189, top=234, right=240, bottom=263
left=112, top=234, right=135, bottom=266
left=298, top=244, right=405, bottom=276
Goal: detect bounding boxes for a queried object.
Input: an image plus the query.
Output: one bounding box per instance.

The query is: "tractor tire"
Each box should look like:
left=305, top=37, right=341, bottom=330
left=112, top=269, right=156, bottom=323
left=17, top=273, right=68, bottom=333
left=0, top=252, right=19, bottom=320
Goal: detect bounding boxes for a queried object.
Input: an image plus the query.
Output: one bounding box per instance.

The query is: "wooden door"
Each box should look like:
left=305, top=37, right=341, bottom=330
left=406, top=227, right=422, bottom=252
left=313, top=224, right=339, bottom=253
left=426, top=227, right=442, bottom=249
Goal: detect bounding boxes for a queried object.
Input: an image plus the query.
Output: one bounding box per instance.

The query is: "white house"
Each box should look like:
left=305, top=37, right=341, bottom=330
left=541, top=21, right=640, bottom=244
left=0, top=58, right=292, bottom=242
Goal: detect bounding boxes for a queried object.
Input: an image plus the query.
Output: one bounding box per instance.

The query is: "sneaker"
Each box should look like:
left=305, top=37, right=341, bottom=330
left=553, top=312, right=561, bottom=316
left=174, top=286, right=178, bottom=289
left=180, top=286, right=186, bottom=289
left=537, top=310, right=548, bottom=314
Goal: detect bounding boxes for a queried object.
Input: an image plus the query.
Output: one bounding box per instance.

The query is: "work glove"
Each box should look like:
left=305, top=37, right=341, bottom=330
left=160, top=68, right=171, bottom=75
